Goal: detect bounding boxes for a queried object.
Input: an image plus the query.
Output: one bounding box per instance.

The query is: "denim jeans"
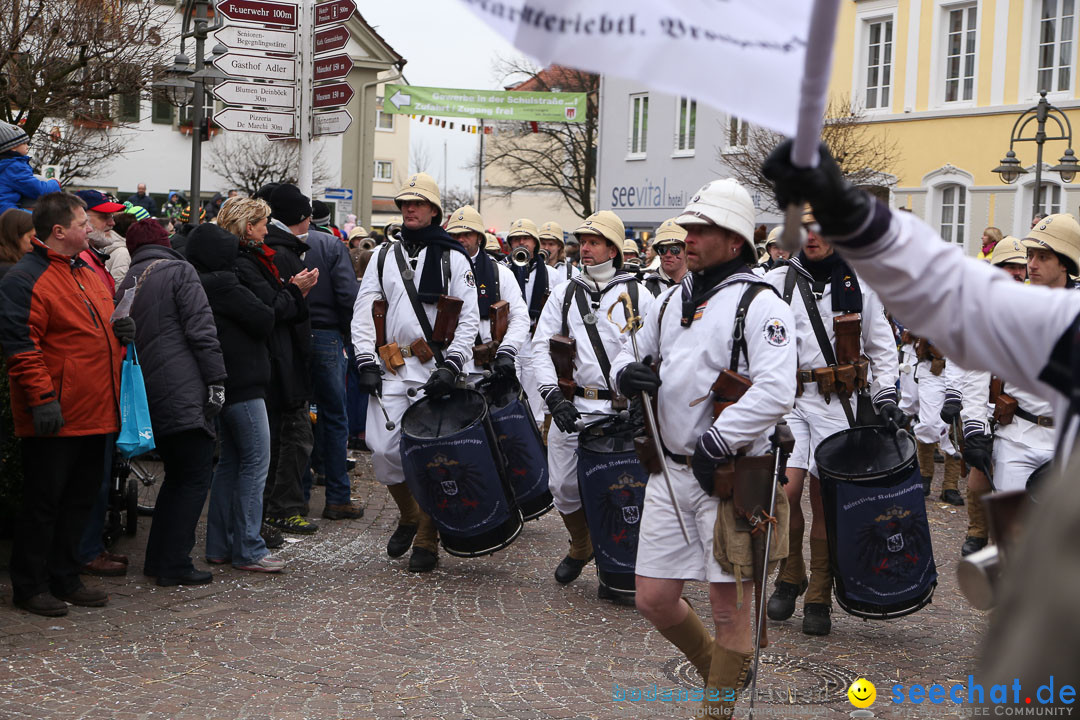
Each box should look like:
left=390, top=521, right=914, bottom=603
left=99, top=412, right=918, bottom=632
left=310, top=329, right=350, bottom=505
left=206, top=399, right=271, bottom=566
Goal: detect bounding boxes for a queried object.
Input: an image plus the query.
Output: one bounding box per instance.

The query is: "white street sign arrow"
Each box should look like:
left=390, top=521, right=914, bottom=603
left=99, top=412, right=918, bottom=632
left=215, top=25, right=297, bottom=54
left=389, top=89, right=411, bottom=110
left=215, top=108, right=296, bottom=134
left=214, top=52, right=296, bottom=81
left=213, top=80, right=296, bottom=109
left=313, top=109, right=352, bottom=136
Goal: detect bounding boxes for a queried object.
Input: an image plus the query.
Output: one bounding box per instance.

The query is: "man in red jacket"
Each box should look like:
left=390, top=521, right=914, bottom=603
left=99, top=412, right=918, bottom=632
left=0, top=192, right=135, bottom=617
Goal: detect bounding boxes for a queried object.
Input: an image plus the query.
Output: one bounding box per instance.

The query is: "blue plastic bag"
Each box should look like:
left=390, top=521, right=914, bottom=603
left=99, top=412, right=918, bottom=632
left=116, top=343, right=155, bottom=458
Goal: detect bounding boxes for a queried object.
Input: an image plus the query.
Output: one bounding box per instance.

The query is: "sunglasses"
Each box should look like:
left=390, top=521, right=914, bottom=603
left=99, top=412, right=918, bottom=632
left=657, top=245, right=683, bottom=256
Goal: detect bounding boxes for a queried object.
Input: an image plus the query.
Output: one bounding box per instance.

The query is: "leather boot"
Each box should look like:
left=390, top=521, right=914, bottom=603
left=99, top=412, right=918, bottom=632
left=386, top=483, right=420, bottom=558
left=940, top=455, right=964, bottom=505
left=768, top=523, right=806, bottom=621
left=555, top=509, right=593, bottom=584
left=657, top=599, right=713, bottom=683
left=702, top=642, right=752, bottom=718
left=917, top=441, right=936, bottom=496
left=408, top=511, right=439, bottom=573
left=803, top=537, right=832, bottom=636
left=963, top=485, right=990, bottom=556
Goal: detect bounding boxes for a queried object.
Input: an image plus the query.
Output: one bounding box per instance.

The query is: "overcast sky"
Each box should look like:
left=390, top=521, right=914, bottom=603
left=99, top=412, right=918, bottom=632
left=359, top=0, right=529, bottom=196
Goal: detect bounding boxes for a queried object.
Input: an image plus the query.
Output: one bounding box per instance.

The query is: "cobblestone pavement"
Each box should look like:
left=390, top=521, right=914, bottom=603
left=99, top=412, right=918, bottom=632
left=0, top=456, right=984, bottom=720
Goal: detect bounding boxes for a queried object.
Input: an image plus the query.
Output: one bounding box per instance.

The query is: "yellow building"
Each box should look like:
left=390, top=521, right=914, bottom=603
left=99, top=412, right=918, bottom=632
left=830, top=0, right=1080, bottom=254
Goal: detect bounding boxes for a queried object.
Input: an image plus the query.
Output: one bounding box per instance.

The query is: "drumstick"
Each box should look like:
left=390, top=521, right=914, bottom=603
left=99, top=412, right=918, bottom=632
left=372, top=391, right=395, bottom=431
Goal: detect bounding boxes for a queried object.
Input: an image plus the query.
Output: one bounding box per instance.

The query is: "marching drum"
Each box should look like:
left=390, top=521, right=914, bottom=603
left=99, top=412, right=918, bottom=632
left=480, top=377, right=554, bottom=521
left=399, top=388, right=524, bottom=557
left=576, top=417, right=648, bottom=602
left=815, top=425, right=937, bottom=619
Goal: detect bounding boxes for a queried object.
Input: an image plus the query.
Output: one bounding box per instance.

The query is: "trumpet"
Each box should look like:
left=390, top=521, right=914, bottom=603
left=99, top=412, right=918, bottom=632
left=510, top=246, right=532, bottom=267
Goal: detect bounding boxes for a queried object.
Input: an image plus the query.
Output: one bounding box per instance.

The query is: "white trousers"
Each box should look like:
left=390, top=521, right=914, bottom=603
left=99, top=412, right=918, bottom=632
left=913, top=368, right=955, bottom=454
left=786, top=406, right=851, bottom=476
left=366, top=379, right=424, bottom=487
left=993, top=435, right=1054, bottom=493
left=547, top=423, right=582, bottom=514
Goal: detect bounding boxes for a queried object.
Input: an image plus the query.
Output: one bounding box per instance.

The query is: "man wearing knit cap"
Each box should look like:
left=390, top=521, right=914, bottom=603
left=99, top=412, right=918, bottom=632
left=351, top=172, right=480, bottom=573
left=0, top=121, right=60, bottom=215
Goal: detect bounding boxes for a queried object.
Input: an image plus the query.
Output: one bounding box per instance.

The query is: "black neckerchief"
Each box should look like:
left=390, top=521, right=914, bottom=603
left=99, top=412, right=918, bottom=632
left=471, top=246, right=498, bottom=318
left=680, top=255, right=746, bottom=327
left=400, top=223, right=469, bottom=303
left=512, top=255, right=549, bottom=319
left=797, top=250, right=862, bottom=313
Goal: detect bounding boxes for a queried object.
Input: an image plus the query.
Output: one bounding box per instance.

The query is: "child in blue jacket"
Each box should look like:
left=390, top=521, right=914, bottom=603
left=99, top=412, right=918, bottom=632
left=0, top=122, right=61, bottom=215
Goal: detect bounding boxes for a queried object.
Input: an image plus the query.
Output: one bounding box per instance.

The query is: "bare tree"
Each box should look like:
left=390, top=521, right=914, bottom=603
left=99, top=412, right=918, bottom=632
left=480, top=57, right=598, bottom=220
left=721, top=95, right=902, bottom=212
left=442, top=186, right=476, bottom=214
left=205, top=134, right=333, bottom=196
left=0, top=0, right=176, bottom=181
left=410, top=141, right=433, bottom=175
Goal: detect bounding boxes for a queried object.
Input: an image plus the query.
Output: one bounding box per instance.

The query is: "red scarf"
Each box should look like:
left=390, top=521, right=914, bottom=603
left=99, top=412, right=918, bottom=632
left=245, top=241, right=280, bottom=282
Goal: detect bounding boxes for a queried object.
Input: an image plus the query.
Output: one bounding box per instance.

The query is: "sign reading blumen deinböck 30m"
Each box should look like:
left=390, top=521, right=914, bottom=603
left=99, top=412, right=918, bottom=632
left=456, top=0, right=812, bottom=136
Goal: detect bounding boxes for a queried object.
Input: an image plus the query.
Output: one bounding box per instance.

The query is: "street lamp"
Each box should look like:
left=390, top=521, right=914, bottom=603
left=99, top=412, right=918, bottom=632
left=992, top=90, right=1076, bottom=220
left=156, top=52, right=195, bottom=108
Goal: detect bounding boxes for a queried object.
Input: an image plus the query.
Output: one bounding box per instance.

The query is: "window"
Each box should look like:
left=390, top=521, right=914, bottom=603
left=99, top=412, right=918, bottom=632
left=1035, top=181, right=1063, bottom=215
left=375, top=160, right=393, bottom=182
left=728, top=115, right=749, bottom=150
left=939, top=184, right=966, bottom=245
left=628, top=93, right=648, bottom=156
left=864, top=18, right=894, bottom=109
left=1038, top=0, right=1075, bottom=93
left=674, top=96, right=695, bottom=154
left=376, top=108, right=394, bottom=131
left=117, top=92, right=140, bottom=123
left=179, top=91, right=216, bottom=126
left=945, top=5, right=978, bottom=102
left=151, top=90, right=173, bottom=124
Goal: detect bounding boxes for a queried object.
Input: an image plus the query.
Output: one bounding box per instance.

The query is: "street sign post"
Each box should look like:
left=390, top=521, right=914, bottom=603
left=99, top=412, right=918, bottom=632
left=213, top=80, right=296, bottom=108
left=214, top=52, right=297, bottom=81
left=383, top=83, right=587, bottom=123
left=313, top=25, right=348, bottom=54
left=324, top=187, right=353, bottom=214
left=312, top=82, right=354, bottom=109
left=215, top=24, right=297, bottom=54
left=314, top=0, right=355, bottom=27
left=214, top=108, right=296, bottom=134
left=216, top=0, right=298, bottom=29
left=313, top=109, right=352, bottom=136
left=312, top=54, right=353, bottom=82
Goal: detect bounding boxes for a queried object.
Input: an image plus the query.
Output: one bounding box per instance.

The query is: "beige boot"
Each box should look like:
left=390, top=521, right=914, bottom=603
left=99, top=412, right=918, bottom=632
left=803, top=536, right=832, bottom=636
left=413, top=510, right=438, bottom=552
left=555, top=509, right=593, bottom=583
left=963, top=484, right=991, bottom=555
left=387, top=482, right=421, bottom=526
left=657, top=599, right=713, bottom=682
left=940, top=454, right=964, bottom=505
left=702, top=642, right=752, bottom=718
left=777, top=522, right=806, bottom=586
left=916, top=441, right=936, bottom=495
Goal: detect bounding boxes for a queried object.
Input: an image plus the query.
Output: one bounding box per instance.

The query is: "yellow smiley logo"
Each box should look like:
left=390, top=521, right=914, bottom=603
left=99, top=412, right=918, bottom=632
left=848, top=677, right=876, bottom=708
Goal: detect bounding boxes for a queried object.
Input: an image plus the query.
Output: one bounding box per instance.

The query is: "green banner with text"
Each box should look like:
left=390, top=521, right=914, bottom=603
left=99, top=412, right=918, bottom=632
left=383, top=84, right=586, bottom=123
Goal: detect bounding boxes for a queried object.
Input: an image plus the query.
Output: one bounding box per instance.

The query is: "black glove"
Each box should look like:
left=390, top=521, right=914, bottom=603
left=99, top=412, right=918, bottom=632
left=422, top=365, right=456, bottom=398
left=356, top=364, right=382, bottom=396
left=491, top=353, right=517, bottom=380
left=112, top=316, right=136, bottom=345
left=761, top=140, right=873, bottom=237
left=206, top=384, right=225, bottom=418
left=878, top=401, right=906, bottom=430
left=31, top=400, right=65, bottom=436
left=940, top=400, right=962, bottom=425
left=545, top=393, right=580, bottom=434
left=691, top=439, right=723, bottom=496
left=962, top=433, right=994, bottom=478
left=618, top=355, right=661, bottom=396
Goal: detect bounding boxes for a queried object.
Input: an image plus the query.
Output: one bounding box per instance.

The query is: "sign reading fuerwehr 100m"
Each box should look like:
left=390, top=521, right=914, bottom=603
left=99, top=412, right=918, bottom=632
left=382, top=84, right=586, bottom=123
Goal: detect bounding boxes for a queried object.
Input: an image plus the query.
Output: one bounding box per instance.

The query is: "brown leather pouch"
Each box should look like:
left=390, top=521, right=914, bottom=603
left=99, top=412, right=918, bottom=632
left=710, top=369, right=753, bottom=419
left=549, top=334, right=577, bottom=380
left=833, top=313, right=862, bottom=365
left=432, top=295, right=463, bottom=344
left=713, top=460, right=736, bottom=500
left=990, top=376, right=1004, bottom=403
left=812, top=367, right=836, bottom=400
left=378, top=342, right=405, bottom=374
left=930, top=357, right=946, bottom=376
left=473, top=342, right=495, bottom=367
left=994, top=393, right=1018, bottom=426
left=835, top=364, right=857, bottom=397
left=489, top=300, right=509, bottom=343
left=557, top=378, right=576, bottom=401
left=410, top=338, right=435, bottom=364
left=901, top=329, right=913, bottom=345
left=854, top=357, right=869, bottom=388
left=732, top=454, right=779, bottom=529
left=633, top=436, right=662, bottom=474
left=372, top=298, right=388, bottom=349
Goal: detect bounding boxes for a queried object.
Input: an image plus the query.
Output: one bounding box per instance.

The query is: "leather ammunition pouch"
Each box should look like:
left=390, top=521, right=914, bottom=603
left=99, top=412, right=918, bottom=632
left=993, top=393, right=1018, bottom=426
left=432, top=295, right=463, bottom=344
left=378, top=342, right=405, bottom=374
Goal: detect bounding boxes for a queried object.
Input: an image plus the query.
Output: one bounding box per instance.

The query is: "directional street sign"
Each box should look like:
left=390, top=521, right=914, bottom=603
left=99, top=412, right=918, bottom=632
left=314, top=0, right=356, bottom=27
left=312, top=54, right=352, bottom=82
left=216, top=0, right=298, bottom=29
left=388, top=88, right=410, bottom=110
left=313, top=25, right=349, bottom=55
left=312, top=82, right=353, bottom=109
left=215, top=25, right=296, bottom=54
left=382, top=83, right=588, bottom=123
left=214, top=52, right=296, bottom=81
left=213, top=80, right=296, bottom=109
left=313, top=109, right=352, bottom=136
left=214, top=108, right=296, bottom=135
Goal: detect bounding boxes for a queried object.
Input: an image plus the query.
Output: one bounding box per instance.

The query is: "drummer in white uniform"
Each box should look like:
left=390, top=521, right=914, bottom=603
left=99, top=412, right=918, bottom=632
left=611, top=179, right=796, bottom=718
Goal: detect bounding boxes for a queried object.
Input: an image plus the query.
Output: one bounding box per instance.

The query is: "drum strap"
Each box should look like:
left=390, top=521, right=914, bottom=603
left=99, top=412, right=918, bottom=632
left=392, top=242, right=446, bottom=366
left=574, top=285, right=619, bottom=398
left=788, top=269, right=856, bottom=427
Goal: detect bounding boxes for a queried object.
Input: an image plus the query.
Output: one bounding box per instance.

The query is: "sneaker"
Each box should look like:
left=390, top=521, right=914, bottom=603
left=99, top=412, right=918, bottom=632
left=234, top=555, right=285, bottom=573
left=261, top=523, right=284, bottom=549
left=266, top=515, right=319, bottom=535
left=322, top=502, right=364, bottom=520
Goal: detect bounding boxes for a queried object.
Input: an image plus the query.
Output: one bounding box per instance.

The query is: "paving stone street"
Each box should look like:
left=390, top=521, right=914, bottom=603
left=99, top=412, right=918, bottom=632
left=0, top=457, right=984, bottom=720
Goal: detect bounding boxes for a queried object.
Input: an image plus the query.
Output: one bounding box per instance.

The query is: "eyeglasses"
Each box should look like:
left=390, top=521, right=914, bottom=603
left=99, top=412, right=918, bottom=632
left=657, top=245, right=683, bottom=256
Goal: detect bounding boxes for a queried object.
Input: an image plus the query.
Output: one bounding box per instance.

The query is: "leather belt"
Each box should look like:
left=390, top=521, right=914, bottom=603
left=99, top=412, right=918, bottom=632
left=664, top=450, right=692, bottom=467
left=797, top=369, right=815, bottom=384
left=1015, top=407, right=1054, bottom=428
left=574, top=386, right=612, bottom=401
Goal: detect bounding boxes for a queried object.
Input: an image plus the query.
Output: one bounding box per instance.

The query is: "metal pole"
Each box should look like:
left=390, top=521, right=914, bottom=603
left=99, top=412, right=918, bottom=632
left=476, top=118, right=484, bottom=211
left=190, top=19, right=205, bottom=226
left=1033, top=94, right=1048, bottom=220
left=297, top=0, right=313, bottom=200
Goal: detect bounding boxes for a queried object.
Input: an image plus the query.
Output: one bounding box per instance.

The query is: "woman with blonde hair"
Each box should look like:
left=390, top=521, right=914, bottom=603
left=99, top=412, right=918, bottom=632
left=979, top=226, right=1004, bottom=260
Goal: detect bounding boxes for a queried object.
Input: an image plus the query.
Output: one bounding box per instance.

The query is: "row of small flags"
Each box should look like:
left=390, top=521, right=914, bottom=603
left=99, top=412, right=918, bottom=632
left=408, top=115, right=541, bottom=134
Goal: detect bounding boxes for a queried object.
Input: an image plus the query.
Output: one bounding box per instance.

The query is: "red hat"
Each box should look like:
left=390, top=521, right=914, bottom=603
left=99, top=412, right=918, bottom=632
left=75, top=189, right=125, bottom=214
left=125, top=218, right=171, bottom=254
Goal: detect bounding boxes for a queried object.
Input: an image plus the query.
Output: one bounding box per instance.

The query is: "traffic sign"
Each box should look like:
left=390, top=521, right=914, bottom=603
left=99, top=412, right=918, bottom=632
left=324, top=187, right=353, bottom=213
left=214, top=108, right=296, bottom=134
left=314, top=0, right=355, bottom=27
left=216, top=0, right=298, bottom=29
left=312, top=82, right=353, bottom=109
left=214, top=52, right=296, bottom=81
left=312, top=54, right=352, bottom=82
left=313, top=109, right=352, bottom=136
left=314, top=25, right=349, bottom=54
left=212, top=80, right=296, bottom=109
left=215, top=25, right=296, bottom=54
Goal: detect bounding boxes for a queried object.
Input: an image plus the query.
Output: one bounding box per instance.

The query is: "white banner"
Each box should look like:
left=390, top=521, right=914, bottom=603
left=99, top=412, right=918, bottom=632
left=457, top=0, right=812, bottom=136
